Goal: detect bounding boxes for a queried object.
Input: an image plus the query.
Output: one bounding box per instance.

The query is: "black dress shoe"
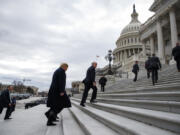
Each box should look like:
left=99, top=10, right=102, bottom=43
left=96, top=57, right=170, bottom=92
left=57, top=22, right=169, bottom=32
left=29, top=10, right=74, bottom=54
left=4, top=117, right=12, bottom=120
left=80, top=103, right=85, bottom=107
left=90, top=100, right=98, bottom=104
left=47, top=122, right=56, bottom=126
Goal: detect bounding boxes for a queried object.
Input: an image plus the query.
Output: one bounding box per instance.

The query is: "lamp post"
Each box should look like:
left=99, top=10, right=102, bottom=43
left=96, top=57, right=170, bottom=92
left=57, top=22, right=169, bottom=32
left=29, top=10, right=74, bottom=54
left=105, top=49, right=115, bottom=75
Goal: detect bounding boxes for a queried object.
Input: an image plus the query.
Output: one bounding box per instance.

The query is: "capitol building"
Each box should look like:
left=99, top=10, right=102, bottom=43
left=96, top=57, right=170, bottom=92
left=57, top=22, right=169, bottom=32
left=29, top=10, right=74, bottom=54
left=97, top=0, right=180, bottom=78
left=113, top=5, right=143, bottom=66
left=72, top=0, right=180, bottom=88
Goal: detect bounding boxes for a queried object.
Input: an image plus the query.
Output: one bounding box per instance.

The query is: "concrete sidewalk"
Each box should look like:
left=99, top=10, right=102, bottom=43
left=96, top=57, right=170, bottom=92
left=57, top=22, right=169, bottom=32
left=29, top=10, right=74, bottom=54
left=0, top=105, right=49, bottom=135
left=0, top=105, right=84, bottom=135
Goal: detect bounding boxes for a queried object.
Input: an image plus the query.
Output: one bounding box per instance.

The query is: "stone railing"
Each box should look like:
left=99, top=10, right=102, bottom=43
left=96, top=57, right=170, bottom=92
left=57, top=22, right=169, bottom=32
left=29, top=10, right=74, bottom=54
left=140, top=14, right=156, bottom=32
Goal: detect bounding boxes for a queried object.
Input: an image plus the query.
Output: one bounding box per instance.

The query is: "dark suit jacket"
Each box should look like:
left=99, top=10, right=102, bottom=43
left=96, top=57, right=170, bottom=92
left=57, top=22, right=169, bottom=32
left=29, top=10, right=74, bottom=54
left=145, top=59, right=151, bottom=70
left=0, top=89, right=11, bottom=107
left=151, top=56, right=162, bottom=70
left=172, top=46, right=180, bottom=60
left=84, top=66, right=96, bottom=84
left=132, top=64, right=139, bottom=73
left=47, top=68, right=71, bottom=109
left=99, top=77, right=107, bottom=86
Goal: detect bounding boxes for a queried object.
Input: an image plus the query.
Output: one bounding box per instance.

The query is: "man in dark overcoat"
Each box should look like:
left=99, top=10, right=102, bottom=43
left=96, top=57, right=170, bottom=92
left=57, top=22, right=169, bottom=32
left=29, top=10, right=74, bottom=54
left=99, top=76, right=107, bottom=92
left=172, top=42, right=180, bottom=72
left=132, top=61, right=139, bottom=82
left=45, top=63, right=71, bottom=126
left=0, top=85, right=13, bottom=120
left=80, top=62, right=98, bottom=107
left=150, top=54, right=161, bottom=85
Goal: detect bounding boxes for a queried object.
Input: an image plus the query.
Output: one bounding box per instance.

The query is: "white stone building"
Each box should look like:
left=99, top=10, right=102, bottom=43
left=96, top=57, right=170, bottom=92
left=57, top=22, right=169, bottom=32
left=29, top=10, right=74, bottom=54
left=140, top=0, right=180, bottom=64
left=113, top=5, right=143, bottom=66
left=111, top=5, right=147, bottom=78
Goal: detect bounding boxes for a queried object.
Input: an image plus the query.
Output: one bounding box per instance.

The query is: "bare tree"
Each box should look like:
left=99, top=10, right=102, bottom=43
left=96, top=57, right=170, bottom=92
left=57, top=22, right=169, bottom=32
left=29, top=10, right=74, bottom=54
left=12, top=80, right=25, bottom=93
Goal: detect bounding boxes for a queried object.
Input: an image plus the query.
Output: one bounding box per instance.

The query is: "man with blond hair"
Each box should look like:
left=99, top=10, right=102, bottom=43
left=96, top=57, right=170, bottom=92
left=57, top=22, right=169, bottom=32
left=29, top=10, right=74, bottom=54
left=80, top=62, right=98, bottom=107
left=45, top=63, right=71, bottom=126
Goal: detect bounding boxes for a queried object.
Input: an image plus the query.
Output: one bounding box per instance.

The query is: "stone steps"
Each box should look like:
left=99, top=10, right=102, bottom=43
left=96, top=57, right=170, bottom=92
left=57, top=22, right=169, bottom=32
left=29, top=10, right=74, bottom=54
left=131, top=78, right=180, bottom=87
left=62, top=109, right=84, bottom=135
left=107, top=70, right=179, bottom=88
left=108, top=83, right=180, bottom=92
left=72, top=99, right=180, bottom=133
left=106, top=64, right=180, bottom=92
left=113, top=77, right=180, bottom=88
left=69, top=105, right=119, bottom=135
left=68, top=64, right=180, bottom=135
left=74, top=92, right=180, bottom=102
left=99, top=87, right=180, bottom=94
left=71, top=100, right=178, bottom=135
left=72, top=97, right=180, bottom=114
left=97, top=92, right=180, bottom=101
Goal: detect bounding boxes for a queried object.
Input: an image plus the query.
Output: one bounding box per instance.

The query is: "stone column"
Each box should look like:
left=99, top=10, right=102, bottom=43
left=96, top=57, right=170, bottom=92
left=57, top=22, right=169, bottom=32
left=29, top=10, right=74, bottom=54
left=150, top=36, right=155, bottom=55
left=156, top=20, right=165, bottom=60
left=121, top=51, right=123, bottom=61
left=124, top=50, right=127, bottom=62
left=128, top=49, right=131, bottom=57
left=116, top=53, right=118, bottom=63
left=142, top=41, right=146, bottom=56
left=169, top=8, right=178, bottom=48
left=133, top=49, right=135, bottom=55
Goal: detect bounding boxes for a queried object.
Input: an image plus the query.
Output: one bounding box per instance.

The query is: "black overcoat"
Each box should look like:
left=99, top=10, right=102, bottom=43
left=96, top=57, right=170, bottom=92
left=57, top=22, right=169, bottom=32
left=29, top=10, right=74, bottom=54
left=99, top=77, right=107, bottom=86
left=0, top=89, right=11, bottom=107
left=47, top=68, right=71, bottom=109
left=172, top=46, right=180, bottom=61
left=132, top=64, right=139, bottom=73
left=150, top=56, right=161, bottom=70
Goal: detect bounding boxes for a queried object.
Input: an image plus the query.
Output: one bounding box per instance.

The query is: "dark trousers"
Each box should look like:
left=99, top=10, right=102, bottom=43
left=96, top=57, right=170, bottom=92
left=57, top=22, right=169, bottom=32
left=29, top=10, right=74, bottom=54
left=101, top=85, right=105, bottom=92
left=81, top=83, right=97, bottom=104
left=0, top=106, right=12, bottom=119
left=133, top=72, right=138, bottom=82
left=176, top=58, right=180, bottom=70
left=46, top=107, right=63, bottom=123
left=147, top=70, right=151, bottom=79
left=152, top=69, right=158, bottom=85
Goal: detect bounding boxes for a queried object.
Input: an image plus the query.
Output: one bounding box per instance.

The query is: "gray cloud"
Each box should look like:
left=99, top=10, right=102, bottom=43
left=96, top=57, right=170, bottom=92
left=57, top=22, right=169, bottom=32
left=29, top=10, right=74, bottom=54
left=0, top=0, right=154, bottom=91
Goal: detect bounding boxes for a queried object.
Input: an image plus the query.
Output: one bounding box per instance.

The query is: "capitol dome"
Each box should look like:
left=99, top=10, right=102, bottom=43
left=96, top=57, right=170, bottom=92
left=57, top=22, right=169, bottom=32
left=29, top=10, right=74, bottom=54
left=121, top=5, right=141, bottom=35
left=113, top=4, right=143, bottom=66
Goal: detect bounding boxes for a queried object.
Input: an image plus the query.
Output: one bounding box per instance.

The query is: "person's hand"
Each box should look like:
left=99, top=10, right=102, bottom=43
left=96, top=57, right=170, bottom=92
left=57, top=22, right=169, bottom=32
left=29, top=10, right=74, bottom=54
left=60, top=92, right=64, bottom=96
left=93, top=82, right=96, bottom=86
left=9, top=103, right=11, bottom=106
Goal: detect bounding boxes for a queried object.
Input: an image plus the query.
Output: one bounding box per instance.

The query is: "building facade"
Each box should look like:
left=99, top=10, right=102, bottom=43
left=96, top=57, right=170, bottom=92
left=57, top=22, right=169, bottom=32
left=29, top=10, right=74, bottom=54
left=113, top=5, right=143, bottom=66
left=140, top=0, right=180, bottom=64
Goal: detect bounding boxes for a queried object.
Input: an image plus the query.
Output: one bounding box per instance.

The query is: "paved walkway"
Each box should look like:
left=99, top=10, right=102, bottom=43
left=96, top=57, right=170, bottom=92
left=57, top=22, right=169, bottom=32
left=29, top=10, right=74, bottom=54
left=0, top=105, right=61, bottom=135
left=0, top=105, right=84, bottom=135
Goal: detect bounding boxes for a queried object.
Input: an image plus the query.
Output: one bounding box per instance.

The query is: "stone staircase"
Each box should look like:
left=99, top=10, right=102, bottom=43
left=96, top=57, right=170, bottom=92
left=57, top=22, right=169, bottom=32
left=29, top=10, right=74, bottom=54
left=2, top=64, right=179, bottom=135
left=105, top=64, right=180, bottom=92
left=68, top=64, right=180, bottom=135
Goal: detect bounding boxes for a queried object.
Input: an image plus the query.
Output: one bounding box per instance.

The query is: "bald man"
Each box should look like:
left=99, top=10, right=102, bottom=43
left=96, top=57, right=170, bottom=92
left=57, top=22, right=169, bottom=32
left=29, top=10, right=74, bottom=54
left=80, top=62, right=98, bottom=107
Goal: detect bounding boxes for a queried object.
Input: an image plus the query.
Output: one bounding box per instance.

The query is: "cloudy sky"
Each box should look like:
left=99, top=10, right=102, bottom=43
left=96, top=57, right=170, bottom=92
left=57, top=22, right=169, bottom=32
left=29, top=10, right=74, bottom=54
left=0, top=0, right=154, bottom=91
